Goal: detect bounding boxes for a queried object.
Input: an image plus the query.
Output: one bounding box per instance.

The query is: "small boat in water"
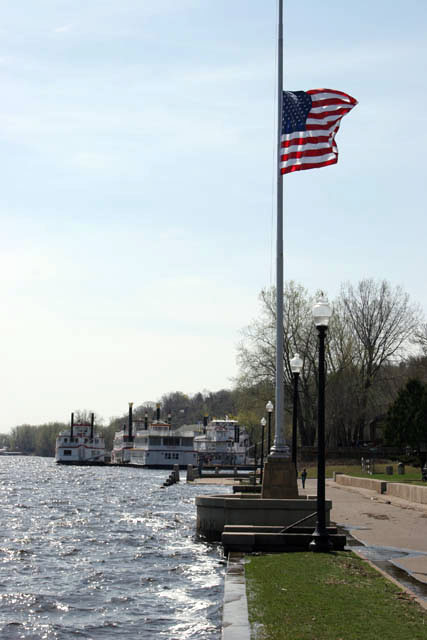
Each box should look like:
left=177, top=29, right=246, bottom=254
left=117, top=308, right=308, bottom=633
left=55, top=413, right=106, bottom=464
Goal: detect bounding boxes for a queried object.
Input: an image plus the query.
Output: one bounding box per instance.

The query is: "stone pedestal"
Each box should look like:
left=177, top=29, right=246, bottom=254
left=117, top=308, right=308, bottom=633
left=196, top=494, right=325, bottom=541
left=261, top=456, right=298, bottom=499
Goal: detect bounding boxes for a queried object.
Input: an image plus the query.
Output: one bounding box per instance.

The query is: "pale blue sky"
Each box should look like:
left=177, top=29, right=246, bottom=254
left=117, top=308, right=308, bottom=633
left=1, top=1, right=426, bottom=431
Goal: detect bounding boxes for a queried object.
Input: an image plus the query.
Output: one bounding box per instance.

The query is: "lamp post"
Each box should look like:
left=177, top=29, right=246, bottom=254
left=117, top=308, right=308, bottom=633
left=310, top=295, right=333, bottom=553
left=266, top=401, right=273, bottom=453
left=260, top=417, right=266, bottom=484
left=290, top=354, right=303, bottom=471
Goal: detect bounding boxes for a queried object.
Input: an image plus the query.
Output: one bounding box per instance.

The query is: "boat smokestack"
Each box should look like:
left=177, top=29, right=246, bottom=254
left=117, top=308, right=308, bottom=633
left=167, top=412, right=171, bottom=425
left=156, top=403, right=160, bottom=422
left=90, top=413, right=94, bottom=440
left=70, top=412, right=74, bottom=439
left=128, top=402, right=133, bottom=441
left=144, top=411, right=148, bottom=430
left=203, top=415, right=208, bottom=434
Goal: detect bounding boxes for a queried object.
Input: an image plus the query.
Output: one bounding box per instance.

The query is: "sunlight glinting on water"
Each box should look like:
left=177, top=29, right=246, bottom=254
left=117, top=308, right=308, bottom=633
left=0, top=457, right=230, bottom=639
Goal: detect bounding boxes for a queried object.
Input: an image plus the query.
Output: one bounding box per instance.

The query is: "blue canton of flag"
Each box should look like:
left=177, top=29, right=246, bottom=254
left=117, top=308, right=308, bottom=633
left=281, top=91, right=312, bottom=134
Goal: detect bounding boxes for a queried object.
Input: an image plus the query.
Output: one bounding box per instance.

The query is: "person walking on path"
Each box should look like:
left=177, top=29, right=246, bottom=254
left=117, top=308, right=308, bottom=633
left=301, top=468, right=307, bottom=489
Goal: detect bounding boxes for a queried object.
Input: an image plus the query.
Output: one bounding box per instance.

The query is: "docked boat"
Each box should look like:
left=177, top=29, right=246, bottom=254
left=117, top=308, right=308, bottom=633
left=111, top=403, right=201, bottom=469
left=193, top=417, right=250, bottom=465
left=55, top=413, right=106, bottom=464
left=110, top=402, right=138, bottom=464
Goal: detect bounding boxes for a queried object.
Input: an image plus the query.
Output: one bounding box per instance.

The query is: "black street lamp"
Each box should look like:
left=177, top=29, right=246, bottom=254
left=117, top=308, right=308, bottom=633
left=266, top=400, right=273, bottom=453
left=310, top=296, right=333, bottom=553
left=290, top=354, right=303, bottom=471
left=260, top=417, right=266, bottom=484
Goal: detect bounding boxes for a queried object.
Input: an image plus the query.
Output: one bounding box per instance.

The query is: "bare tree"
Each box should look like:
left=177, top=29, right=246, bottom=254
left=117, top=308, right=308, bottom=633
left=337, top=278, right=422, bottom=441
left=237, top=282, right=319, bottom=445
left=237, top=278, right=422, bottom=447
left=413, top=323, right=427, bottom=356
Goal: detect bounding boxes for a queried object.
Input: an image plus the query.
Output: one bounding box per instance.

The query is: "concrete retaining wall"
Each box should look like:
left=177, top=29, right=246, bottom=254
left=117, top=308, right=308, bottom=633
left=386, top=482, right=427, bottom=504
left=334, top=474, right=386, bottom=494
left=335, top=474, right=427, bottom=505
left=196, top=494, right=329, bottom=541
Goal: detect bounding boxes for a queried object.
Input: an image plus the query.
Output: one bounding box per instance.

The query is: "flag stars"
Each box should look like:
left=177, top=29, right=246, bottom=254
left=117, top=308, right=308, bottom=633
left=282, top=91, right=312, bottom=134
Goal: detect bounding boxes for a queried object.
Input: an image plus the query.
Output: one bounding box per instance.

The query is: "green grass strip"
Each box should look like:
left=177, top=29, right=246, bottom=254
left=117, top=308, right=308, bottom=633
left=245, top=551, right=427, bottom=640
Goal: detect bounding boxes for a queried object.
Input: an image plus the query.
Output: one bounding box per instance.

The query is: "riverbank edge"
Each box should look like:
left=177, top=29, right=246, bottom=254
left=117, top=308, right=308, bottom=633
left=221, top=547, right=427, bottom=640
left=221, top=552, right=250, bottom=640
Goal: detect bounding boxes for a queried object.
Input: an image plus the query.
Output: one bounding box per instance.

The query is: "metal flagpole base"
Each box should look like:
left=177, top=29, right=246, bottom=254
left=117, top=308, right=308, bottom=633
left=269, top=444, right=291, bottom=458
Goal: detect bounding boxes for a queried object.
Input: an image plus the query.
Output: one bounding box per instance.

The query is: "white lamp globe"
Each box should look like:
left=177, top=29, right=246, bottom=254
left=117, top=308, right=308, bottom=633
left=290, top=353, right=303, bottom=374
left=266, top=400, right=273, bottom=413
left=312, top=295, right=332, bottom=327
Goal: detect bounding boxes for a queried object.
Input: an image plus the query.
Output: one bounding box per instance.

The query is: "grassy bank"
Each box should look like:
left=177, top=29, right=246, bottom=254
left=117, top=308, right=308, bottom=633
left=246, top=551, right=427, bottom=640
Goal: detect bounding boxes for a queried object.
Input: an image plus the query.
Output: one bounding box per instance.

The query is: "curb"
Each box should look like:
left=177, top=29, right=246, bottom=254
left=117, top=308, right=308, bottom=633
left=352, top=549, right=427, bottom=612
left=221, top=552, right=251, bottom=640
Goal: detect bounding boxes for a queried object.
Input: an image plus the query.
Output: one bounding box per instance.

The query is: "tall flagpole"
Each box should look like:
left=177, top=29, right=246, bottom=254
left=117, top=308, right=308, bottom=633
left=270, top=0, right=289, bottom=457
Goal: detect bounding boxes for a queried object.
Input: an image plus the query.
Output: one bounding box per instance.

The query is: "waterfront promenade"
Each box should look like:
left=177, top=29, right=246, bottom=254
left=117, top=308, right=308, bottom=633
left=193, top=475, right=427, bottom=555
left=192, top=475, right=427, bottom=639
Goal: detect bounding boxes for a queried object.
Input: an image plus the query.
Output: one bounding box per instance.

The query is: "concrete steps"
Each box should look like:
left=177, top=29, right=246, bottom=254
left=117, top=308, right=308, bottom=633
left=222, top=525, right=346, bottom=553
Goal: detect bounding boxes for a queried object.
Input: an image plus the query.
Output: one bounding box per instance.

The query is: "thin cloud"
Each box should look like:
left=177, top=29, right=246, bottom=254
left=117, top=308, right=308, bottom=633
left=54, top=24, right=73, bottom=33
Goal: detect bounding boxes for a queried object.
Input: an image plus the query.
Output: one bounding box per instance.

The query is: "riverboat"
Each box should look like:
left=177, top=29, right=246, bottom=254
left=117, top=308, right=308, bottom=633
left=111, top=403, right=201, bottom=468
left=110, top=413, right=136, bottom=464
left=193, top=418, right=250, bottom=465
left=129, top=422, right=200, bottom=468
left=55, top=413, right=106, bottom=464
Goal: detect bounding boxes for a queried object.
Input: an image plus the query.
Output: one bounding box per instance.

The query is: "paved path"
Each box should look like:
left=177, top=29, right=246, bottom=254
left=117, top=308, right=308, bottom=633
left=321, top=479, right=427, bottom=551
left=306, top=478, right=427, bottom=589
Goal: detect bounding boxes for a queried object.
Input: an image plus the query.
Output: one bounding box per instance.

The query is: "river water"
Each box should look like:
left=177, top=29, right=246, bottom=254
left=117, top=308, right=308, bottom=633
left=0, top=457, right=230, bottom=639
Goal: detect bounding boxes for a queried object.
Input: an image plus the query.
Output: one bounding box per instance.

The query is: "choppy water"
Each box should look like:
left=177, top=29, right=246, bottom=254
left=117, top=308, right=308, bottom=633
left=0, top=457, right=230, bottom=639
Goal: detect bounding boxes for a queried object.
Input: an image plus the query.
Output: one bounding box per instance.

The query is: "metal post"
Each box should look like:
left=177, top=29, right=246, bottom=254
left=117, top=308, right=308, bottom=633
left=267, top=410, right=272, bottom=453
left=271, top=0, right=289, bottom=458
left=260, top=421, right=265, bottom=484
left=292, top=372, right=299, bottom=469
left=310, top=325, right=332, bottom=552
left=128, top=402, right=133, bottom=441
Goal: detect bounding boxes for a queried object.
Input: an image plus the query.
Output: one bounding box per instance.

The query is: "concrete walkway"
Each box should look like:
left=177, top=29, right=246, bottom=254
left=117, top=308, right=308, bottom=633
left=322, top=478, right=427, bottom=551
left=317, top=478, right=427, bottom=588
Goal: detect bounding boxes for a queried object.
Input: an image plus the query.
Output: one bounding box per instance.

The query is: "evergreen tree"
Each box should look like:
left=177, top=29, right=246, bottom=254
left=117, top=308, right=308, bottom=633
left=385, top=378, right=427, bottom=465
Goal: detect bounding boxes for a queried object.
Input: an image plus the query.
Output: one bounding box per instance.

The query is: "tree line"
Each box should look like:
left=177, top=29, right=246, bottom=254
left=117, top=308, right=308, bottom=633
left=2, top=277, right=426, bottom=459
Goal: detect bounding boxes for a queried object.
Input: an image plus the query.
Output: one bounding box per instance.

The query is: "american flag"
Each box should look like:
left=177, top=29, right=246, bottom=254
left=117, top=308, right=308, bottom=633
left=280, top=89, right=357, bottom=175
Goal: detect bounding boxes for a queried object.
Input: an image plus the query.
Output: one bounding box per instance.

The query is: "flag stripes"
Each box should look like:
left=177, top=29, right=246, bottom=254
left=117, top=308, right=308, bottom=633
left=280, top=88, right=357, bottom=175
